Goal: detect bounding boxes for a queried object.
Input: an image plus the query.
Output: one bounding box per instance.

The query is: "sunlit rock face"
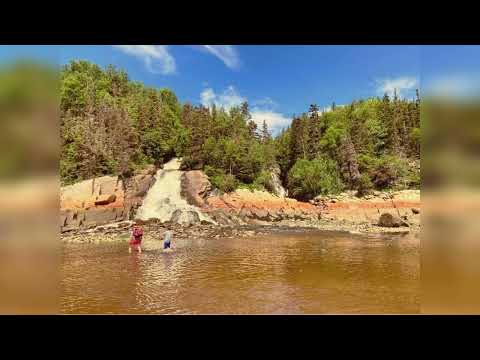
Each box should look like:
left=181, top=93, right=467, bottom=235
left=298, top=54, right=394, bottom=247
left=60, top=173, right=156, bottom=232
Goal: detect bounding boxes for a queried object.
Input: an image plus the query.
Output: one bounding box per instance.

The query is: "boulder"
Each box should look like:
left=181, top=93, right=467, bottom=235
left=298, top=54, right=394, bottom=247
left=251, top=208, right=270, bottom=221
left=280, top=207, right=296, bottom=219
left=94, top=194, right=117, bottom=205
left=181, top=170, right=212, bottom=207
left=239, top=208, right=253, bottom=220
left=378, top=213, right=409, bottom=227
left=170, top=209, right=201, bottom=225
left=207, top=210, right=235, bottom=225
left=411, top=207, right=420, bottom=214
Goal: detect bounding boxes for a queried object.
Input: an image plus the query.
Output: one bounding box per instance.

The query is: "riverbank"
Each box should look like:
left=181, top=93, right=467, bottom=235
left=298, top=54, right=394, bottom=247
left=61, top=188, right=421, bottom=244
left=313, top=189, right=420, bottom=234
left=61, top=221, right=419, bottom=244
left=60, top=163, right=420, bottom=241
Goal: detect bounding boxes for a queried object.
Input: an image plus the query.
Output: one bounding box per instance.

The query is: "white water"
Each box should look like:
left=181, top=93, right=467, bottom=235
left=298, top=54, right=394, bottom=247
left=269, top=169, right=286, bottom=198
left=135, top=158, right=214, bottom=224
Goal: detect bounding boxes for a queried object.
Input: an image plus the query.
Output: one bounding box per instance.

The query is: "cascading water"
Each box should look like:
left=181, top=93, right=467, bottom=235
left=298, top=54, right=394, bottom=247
left=269, top=166, right=287, bottom=198
left=135, top=158, right=214, bottom=224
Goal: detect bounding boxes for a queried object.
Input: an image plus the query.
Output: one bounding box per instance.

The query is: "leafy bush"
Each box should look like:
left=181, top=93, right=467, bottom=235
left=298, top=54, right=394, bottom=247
left=211, top=173, right=238, bottom=193
left=356, top=173, right=374, bottom=196
left=204, top=166, right=239, bottom=193
left=252, top=170, right=271, bottom=191
left=287, top=157, right=343, bottom=200
left=370, top=155, right=410, bottom=190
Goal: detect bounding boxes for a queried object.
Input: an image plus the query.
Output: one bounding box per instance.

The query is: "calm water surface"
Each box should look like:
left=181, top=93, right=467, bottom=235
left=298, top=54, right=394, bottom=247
left=61, top=230, right=420, bottom=314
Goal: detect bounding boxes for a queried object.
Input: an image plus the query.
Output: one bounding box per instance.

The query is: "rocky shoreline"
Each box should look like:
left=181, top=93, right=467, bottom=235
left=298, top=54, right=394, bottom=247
left=60, top=219, right=418, bottom=245
left=61, top=192, right=420, bottom=244
left=60, top=165, right=420, bottom=243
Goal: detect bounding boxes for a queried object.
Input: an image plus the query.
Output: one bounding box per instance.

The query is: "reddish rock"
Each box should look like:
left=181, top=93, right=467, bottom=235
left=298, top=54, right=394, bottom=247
left=60, top=173, right=156, bottom=232
left=94, top=194, right=116, bottom=205
left=204, top=189, right=321, bottom=223
left=181, top=171, right=212, bottom=207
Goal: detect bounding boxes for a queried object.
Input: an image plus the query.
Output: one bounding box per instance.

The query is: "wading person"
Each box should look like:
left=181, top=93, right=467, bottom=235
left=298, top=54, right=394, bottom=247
left=163, top=230, right=173, bottom=252
left=129, top=224, right=143, bottom=253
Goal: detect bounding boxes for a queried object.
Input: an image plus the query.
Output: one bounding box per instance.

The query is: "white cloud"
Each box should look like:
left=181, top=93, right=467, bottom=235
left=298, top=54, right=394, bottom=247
left=113, top=45, right=176, bottom=75
left=376, top=76, right=418, bottom=98
left=202, top=45, right=240, bottom=70
left=250, top=97, right=290, bottom=134
left=199, top=86, right=290, bottom=135
left=200, top=85, right=246, bottom=109
left=200, top=88, right=216, bottom=106
left=250, top=109, right=291, bottom=135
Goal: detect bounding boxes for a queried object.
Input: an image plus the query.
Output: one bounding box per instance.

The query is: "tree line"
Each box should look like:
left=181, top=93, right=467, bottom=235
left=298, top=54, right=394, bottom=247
left=60, top=60, right=420, bottom=200
left=276, top=93, right=420, bottom=199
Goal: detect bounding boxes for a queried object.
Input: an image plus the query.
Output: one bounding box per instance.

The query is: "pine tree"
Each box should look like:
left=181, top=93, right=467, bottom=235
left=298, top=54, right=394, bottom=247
left=338, top=134, right=360, bottom=188
left=307, top=104, right=322, bottom=159
left=248, top=119, right=259, bottom=140
left=379, top=92, right=399, bottom=154
left=261, top=120, right=271, bottom=142
left=289, top=117, right=303, bottom=167
left=240, top=101, right=251, bottom=122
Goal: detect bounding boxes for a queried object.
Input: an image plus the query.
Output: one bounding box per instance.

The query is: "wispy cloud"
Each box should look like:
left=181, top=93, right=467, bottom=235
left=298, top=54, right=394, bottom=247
left=253, top=97, right=278, bottom=109
left=199, top=86, right=289, bottom=135
left=200, top=85, right=246, bottom=109
left=376, top=76, right=418, bottom=98
left=113, top=45, right=240, bottom=73
left=113, top=45, right=176, bottom=75
left=202, top=45, right=240, bottom=70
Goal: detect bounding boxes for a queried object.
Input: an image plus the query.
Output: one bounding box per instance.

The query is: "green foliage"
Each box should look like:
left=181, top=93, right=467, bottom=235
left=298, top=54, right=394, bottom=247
left=251, top=170, right=273, bottom=191
left=277, top=92, right=421, bottom=198
left=181, top=101, right=277, bottom=188
left=60, top=59, right=421, bottom=198
left=60, top=60, right=184, bottom=184
left=356, top=173, right=374, bottom=196
left=204, top=166, right=239, bottom=193
left=287, top=157, right=344, bottom=200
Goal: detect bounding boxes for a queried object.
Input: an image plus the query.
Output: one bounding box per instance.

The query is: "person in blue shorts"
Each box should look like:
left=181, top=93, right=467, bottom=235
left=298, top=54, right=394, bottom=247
left=163, top=230, right=173, bottom=251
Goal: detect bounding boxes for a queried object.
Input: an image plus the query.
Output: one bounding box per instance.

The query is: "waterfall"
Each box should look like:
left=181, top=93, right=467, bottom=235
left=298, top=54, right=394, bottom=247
left=135, top=158, right=214, bottom=224
left=269, top=166, right=287, bottom=198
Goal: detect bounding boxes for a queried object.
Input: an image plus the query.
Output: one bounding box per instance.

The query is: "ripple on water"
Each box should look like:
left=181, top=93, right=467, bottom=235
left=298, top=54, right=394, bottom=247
left=60, top=232, right=420, bottom=314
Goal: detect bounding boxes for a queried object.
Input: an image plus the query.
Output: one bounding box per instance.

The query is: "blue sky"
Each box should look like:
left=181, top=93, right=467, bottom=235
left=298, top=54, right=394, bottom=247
left=57, top=45, right=421, bottom=134
left=1, top=45, right=476, bottom=134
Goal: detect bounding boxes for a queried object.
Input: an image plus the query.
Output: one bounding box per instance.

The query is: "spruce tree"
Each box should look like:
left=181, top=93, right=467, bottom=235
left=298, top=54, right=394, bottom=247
left=261, top=120, right=271, bottom=142
left=307, top=104, right=322, bottom=159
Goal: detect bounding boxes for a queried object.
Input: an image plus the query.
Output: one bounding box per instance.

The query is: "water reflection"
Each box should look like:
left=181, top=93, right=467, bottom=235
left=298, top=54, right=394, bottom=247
left=61, top=231, right=419, bottom=314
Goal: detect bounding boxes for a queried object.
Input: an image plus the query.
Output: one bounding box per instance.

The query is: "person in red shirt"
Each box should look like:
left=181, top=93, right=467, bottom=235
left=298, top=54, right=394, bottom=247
left=129, top=225, right=144, bottom=253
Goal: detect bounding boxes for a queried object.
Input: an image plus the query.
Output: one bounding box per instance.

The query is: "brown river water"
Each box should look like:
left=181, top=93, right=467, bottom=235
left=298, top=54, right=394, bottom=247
left=60, top=230, right=420, bottom=314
